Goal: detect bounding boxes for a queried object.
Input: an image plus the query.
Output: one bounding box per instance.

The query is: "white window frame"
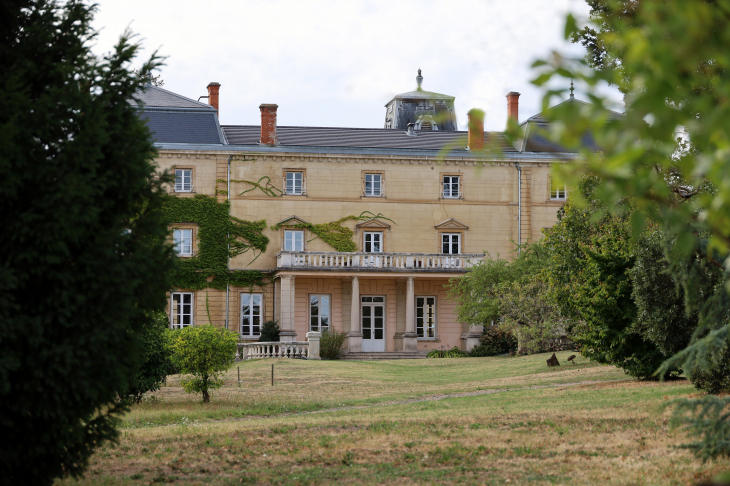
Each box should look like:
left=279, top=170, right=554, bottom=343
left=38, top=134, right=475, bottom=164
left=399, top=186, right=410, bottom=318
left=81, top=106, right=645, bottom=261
left=173, top=228, right=193, bottom=256
left=441, top=233, right=461, bottom=254
left=285, top=171, right=304, bottom=195
left=175, top=169, right=193, bottom=192
left=240, top=293, right=263, bottom=338
left=364, top=173, right=383, bottom=197
left=170, top=292, right=194, bottom=329
left=284, top=229, right=304, bottom=251
left=309, top=294, right=331, bottom=332
left=416, top=296, right=437, bottom=339
left=363, top=231, right=383, bottom=253
left=442, top=175, right=461, bottom=199
left=550, top=177, right=567, bottom=200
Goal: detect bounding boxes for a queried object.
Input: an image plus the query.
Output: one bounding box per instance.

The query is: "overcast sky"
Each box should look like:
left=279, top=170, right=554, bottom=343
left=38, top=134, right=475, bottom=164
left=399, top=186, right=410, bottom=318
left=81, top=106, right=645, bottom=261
left=90, top=0, right=622, bottom=131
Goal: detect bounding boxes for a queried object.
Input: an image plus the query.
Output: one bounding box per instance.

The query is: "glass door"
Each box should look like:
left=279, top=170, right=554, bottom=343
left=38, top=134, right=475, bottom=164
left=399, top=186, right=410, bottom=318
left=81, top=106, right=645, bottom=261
left=361, top=296, right=385, bottom=352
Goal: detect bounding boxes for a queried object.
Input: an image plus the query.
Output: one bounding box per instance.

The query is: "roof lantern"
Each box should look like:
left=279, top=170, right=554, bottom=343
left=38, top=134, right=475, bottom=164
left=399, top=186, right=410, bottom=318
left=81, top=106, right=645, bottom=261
left=383, top=69, right=457, bottom=131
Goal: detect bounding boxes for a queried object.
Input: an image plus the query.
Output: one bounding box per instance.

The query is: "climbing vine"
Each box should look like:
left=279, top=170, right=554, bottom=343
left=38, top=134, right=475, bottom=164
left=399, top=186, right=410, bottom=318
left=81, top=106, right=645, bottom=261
left=163, top=194, right=269, bottom=290
left=271, top=211, right=396, bottom=252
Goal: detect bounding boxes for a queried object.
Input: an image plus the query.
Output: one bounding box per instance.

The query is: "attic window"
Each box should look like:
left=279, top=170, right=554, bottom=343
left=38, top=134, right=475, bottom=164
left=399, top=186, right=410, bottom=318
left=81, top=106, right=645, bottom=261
left=420, top=121, right=433, bottom=131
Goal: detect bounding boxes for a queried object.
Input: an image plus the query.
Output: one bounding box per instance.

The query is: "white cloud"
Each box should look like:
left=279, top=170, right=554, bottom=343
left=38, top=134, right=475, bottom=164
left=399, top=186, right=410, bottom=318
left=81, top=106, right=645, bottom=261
left=90, top=0, right=621, bottom=130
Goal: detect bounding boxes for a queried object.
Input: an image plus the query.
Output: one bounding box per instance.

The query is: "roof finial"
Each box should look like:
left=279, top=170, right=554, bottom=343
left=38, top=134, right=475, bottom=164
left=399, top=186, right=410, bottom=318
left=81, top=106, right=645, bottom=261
left=570, top=79, right=575, bottom=99
left=416, top=68, right=423, bottom=91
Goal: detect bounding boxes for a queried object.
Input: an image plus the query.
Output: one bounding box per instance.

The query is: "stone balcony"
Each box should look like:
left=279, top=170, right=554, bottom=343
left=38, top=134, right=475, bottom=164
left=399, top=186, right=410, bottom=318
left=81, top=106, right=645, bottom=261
left=276, top=251, right=484, bottom=272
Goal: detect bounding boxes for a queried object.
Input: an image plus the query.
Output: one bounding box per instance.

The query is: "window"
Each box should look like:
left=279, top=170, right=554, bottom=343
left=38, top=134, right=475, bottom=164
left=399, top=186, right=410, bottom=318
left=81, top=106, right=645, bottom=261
left=420, top=120, right=433, bottom=131
left=175, top=169, right=192, bottom=192
left=364, top=232, right=383, bottom=253
left=285, top=171, right=303, bottom=195
left=309, top=295, right=330, bottom=332
left=442, top=233, right=461, bottom=254
left=443, top=176, right=460, bottom=198
left=284, top=230, right=304, bottom=251
left=170, top=292, right=193, bottom=329
left=241, top=293, right=262, bottom=337
left=364, top=173, right=382, bottom=197
left=173, top=228, right=193, bottom=256
left=550, top=177, right=567, bottom=200
left=416, top=296, right=436, bottom=338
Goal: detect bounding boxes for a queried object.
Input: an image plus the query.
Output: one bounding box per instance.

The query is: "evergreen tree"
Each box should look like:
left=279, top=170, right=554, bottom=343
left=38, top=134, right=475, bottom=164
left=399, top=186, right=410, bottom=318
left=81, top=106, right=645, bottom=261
left=0, top=1, right=174, bottom=483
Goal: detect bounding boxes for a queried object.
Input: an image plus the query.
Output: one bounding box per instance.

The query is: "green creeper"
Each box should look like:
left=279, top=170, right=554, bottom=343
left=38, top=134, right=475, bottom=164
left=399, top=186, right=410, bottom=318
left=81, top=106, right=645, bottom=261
left=170, top=325, right=238, bottom=403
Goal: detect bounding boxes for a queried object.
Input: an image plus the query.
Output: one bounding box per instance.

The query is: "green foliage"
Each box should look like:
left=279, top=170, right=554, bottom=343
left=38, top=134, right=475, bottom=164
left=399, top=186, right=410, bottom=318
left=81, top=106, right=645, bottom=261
left=690, top=346, right=730, bottom=395
left=259, top=320, right=281, bottom=342
left=162, top=195, right=268, bottom=289
left=232, top=176, right=283, bottom=197
left=169, top=325, right=238, bottom=403
left=0, top=2, right=174, bottom=483
left=542, top=199, right=666, bottom=378
left=470, top=327, right=517, bottom=357
left=667, top=395, right=730, bottom=462
left=126, top=312, right=174, bottom=403
left=271, top=211, right=396, bottom=253
left=320, top=329, right=347, bottom=359
left=447, top=243, right=547, bottom=326
left=427, top=347, right=468, bottom=358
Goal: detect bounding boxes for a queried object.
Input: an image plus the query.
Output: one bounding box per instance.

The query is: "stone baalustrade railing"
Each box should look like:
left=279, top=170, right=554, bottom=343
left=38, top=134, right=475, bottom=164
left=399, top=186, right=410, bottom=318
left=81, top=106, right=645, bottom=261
left=277, top=252, right=484, bottom=271
left=237, top=332, right=322, bottom=360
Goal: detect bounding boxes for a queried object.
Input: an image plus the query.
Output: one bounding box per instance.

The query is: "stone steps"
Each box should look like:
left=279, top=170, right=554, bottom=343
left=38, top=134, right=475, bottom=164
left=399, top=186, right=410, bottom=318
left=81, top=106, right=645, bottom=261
left=341, top=352, right=428, bottom=360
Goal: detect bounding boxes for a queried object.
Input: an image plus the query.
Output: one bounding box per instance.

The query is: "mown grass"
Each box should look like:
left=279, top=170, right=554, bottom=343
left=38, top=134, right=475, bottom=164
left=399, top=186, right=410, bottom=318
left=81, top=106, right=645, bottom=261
left=56, top=352, right=730, bottom=485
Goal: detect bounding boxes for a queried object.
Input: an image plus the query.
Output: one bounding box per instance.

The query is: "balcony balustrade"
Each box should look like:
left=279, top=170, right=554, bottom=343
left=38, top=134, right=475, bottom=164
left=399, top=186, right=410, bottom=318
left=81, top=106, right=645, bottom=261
left=276, top=251, right=484, bottom=271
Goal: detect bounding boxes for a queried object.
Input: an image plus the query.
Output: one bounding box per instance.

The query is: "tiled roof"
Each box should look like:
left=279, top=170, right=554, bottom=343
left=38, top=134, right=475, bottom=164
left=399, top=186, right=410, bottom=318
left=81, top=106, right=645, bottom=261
left=131, top=85, right=214, bottom=110
left=141, top=111, right=224, bottom=144
left=222, top=125, right=517, bottom=153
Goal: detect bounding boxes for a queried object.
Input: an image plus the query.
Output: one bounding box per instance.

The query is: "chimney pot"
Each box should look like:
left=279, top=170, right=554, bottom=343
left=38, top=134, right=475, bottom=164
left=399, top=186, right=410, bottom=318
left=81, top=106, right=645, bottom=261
left=259, top=104, right=279, bottom=146
left=207, top=82, right=221, bottom=114
left=467, top=108, right=485, bottom=151
left=506, top=91, right=520, bottom=124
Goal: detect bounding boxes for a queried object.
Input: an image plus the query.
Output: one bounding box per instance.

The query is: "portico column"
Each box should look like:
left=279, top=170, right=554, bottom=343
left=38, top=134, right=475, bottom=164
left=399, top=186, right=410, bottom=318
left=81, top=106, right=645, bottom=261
left=347, top=276, right=362, bottom=353
left=403, top=277, right=418, bottom=352
left=279, top=274, right=297, bottom=342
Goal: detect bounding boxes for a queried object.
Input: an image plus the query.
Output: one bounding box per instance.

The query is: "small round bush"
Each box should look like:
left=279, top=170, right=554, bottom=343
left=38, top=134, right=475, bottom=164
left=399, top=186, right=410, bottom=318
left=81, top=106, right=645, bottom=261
left=320, top=329, right=346, bottom=359
left=259, top=320, right=280, bottom=342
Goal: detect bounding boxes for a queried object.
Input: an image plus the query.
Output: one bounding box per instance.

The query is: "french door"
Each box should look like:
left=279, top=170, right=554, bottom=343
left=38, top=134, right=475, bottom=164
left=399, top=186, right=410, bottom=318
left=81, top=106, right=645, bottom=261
left=361, top=296, right=385, bottom=352
left=363, top=231, right=382, bottom=267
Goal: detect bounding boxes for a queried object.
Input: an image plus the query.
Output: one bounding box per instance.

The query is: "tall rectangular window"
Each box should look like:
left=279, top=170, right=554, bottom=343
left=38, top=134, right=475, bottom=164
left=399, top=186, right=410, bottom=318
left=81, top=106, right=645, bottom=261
left=364, top=232, right=383, bottom=253
left=309, top=294, right=330, bottom=332
left=443, top=176, right=460, bottom=198
left=286, top=171, right=303, bottom=195
left=416, top=296, right=436, bottom=338
left=364, top=173, right=382, bottom=196
left=442, top=233, right=461, bottom=254
left=241, top=293, right=262, bottom=337
left=175, top=169, right=192, bottom=192
left=171, top=292, right=193, bottom=329
left=284, top=230, right=304, bottom=251
left=550, top=177, right=567, bottom=200
left=173, top=228, right=193, bottom=256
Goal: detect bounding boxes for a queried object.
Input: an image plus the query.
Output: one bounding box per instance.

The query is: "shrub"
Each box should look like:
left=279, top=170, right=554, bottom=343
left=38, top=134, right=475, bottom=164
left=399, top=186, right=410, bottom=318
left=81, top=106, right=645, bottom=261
left=170, top=325, right=238, bottom=402
left=427, top=346, right=468, bottom=358
left=320, top=329, right=347, bottom=359
left=126, top=312, right=175, bottom=403
left=473, top=326, right=517, bottom=356
left=259, top=320, right=280, bottom=342
left=690, top=346, right=730, bottom=395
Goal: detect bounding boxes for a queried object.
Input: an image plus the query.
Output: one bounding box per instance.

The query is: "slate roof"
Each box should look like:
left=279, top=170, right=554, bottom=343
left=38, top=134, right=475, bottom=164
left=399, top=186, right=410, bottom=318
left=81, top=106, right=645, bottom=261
left=222, top=125, right=517, bottom=153
left=131, top=85, right=214, bottom=109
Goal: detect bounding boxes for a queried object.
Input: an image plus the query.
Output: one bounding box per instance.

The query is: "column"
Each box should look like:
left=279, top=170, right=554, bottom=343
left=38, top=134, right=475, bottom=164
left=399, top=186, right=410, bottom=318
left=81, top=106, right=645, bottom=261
left=347, top=276, right=362, bottom=353
left=402, top=277, right=418, bottom=352
left=279, top=274, right=297, bottom=342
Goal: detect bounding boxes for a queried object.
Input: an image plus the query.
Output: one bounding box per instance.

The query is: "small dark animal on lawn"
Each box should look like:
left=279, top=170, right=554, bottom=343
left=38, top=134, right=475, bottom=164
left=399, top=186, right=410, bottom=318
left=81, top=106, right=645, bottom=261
left=546, top=353, right=560, bottom=367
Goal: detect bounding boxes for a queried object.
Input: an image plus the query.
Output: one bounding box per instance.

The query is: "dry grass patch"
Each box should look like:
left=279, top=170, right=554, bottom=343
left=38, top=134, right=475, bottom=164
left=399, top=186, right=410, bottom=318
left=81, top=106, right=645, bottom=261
left=56, top=353, right=730, bottom=485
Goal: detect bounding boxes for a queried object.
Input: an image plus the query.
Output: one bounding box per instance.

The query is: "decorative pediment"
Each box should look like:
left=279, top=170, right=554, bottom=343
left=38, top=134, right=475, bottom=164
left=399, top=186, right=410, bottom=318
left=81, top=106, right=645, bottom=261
left=356, top=218, right=391, bottom=229
left=276, top=215, right=310, bottom=227
left=434, top=218, right=468, bottom=230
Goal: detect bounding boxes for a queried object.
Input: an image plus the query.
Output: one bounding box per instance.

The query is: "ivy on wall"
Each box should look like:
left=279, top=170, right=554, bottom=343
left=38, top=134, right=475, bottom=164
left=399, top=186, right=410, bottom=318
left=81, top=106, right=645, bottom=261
left=271, top=211, right=396, bottom=252
left=163, top=194, right=269, bottom=290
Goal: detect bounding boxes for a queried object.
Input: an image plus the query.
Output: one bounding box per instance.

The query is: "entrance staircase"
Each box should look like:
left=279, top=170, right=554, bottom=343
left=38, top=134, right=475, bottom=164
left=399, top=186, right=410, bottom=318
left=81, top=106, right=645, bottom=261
left=341, top=351, right=428, bottom=360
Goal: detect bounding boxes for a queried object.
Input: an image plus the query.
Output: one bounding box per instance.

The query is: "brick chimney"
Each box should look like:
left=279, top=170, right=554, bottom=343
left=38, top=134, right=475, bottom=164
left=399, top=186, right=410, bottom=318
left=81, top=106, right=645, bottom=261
left=506, top=91, right=520, bottom=123
left=467, top=108, right=485, bottom=151
left=207, top=82, right=221, bottom=114
left=259, top=104, right=279, bottom=146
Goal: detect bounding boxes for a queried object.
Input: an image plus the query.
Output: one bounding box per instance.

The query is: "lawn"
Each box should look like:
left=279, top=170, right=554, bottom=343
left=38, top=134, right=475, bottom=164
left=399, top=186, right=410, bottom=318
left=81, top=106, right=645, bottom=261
left=57, top=352, right=730, bottom=485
